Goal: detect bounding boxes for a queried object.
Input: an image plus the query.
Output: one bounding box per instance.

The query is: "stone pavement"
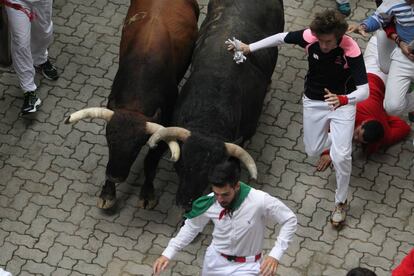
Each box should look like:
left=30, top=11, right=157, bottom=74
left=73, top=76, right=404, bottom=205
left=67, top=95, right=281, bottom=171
left=0, top=0, right=413, bottom=275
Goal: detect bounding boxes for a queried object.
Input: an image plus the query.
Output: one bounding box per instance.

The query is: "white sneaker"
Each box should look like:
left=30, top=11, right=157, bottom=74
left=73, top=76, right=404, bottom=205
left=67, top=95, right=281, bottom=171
left=331, top=201, right=348, bottom=226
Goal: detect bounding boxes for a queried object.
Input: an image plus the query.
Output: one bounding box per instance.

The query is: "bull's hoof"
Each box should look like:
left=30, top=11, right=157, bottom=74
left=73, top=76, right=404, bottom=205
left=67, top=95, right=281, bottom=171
left=137, top=198, right=158, bottom=209
left=97, top=197, right=116, bottom=209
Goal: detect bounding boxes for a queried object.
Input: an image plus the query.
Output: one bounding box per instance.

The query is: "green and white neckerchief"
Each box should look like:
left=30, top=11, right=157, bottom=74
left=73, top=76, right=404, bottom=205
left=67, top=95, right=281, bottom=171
left=184, top=182, right=251, bottom=219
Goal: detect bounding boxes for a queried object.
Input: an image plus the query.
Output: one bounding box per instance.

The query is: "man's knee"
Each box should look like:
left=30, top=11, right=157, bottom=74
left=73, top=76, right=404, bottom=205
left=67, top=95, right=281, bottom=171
left=304, top=144, right=323, bottom=157
left=384, top=100, right=404, bottom=116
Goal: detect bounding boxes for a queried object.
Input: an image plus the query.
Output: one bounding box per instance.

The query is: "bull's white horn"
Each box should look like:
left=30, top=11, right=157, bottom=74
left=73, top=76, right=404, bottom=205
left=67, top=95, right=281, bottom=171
left=147, top=127, right=191, bottom=148
left=145, top=122, right=181, bottom=162
left=224, top=143, right=257, bottom=180
left=65, top=107, right=114, bottom=124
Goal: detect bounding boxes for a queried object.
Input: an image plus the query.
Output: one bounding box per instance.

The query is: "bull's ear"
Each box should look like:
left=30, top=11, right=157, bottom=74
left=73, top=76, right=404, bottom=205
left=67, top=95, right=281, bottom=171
left=152, top=108, right=162, bottom=121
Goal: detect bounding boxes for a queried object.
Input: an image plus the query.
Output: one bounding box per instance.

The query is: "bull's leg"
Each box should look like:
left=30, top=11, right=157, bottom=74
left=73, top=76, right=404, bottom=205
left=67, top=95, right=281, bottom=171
left=138, top=143, right=168, bottom=209
left=97, top=180, right=116, bottom=209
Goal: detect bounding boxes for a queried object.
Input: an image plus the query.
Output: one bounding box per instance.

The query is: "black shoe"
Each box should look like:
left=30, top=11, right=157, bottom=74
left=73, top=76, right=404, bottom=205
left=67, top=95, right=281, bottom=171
left=409, top=112, right=414, bottom=123
left=21, top=91, right=41, bottom=114
left=36, top=59, right=59, bottom=80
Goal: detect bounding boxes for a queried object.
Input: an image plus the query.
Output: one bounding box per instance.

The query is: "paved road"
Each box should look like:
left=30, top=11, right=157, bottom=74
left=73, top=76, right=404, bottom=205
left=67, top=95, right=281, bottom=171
left=1, top=0, right=413, bottom=275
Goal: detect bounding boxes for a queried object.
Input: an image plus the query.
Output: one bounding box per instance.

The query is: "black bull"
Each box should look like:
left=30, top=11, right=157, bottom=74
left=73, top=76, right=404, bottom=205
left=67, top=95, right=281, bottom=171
left=65, top=0, right=199, bottom=209
left=148, top=0, right=285, bottom=209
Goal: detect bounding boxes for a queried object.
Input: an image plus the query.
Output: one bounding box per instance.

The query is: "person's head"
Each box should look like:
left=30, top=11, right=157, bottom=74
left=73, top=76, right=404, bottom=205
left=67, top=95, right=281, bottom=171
left=310, top=9, right=348, bottom=53
left=406, top=0, right=414, bottom=6
left=208, top=159, right=241, bottom=208
left=346, top=267, right=377, bottom=276
left=354, top=120, right=385, bottom=144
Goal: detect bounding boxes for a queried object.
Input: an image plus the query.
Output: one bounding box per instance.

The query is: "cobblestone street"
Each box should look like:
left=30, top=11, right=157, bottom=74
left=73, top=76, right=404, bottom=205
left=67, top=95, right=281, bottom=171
left=1, top=0, right=413, bottom=275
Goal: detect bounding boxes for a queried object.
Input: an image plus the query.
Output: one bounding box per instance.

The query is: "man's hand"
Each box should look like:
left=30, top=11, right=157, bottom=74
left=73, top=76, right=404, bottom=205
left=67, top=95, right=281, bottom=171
left=347, top=24, right=368, bottom=36
left=153, top=256, right=170, bottom=276
left=225, top=39, right=251, bottom=55
left=399, top=41, right=414, bottom=62
left=324, top=88, right=340, bottom=109
left=260, top=256, right=279, bottom=276
left=316, top=153, right=332, bottom=171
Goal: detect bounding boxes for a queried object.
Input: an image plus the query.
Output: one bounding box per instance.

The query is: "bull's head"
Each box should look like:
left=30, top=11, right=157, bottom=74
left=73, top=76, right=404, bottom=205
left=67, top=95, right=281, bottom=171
left=148, top=127, right=257, bottom=210
left=65, top=107, right=180, bottom=183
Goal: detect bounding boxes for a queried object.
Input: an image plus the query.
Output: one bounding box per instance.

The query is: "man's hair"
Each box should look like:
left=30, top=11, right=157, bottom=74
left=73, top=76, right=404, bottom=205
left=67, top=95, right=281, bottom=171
left=346, top=267, right=377, bottom=276
left=208, top=159, right=240, bottom=188
left=362, top=120, right=384, bottom=143
left=310, top=9, right=348, bottom=39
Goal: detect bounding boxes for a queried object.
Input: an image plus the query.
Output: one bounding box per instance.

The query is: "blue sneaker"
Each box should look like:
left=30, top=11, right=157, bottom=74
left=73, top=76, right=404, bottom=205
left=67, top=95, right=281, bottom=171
left=337, top=2, right=351, bottom=17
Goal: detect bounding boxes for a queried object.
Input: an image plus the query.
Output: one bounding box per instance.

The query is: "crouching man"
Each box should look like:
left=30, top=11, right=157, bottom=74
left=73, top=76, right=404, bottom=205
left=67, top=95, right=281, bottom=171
left=153, top=160, right=297, bottom=276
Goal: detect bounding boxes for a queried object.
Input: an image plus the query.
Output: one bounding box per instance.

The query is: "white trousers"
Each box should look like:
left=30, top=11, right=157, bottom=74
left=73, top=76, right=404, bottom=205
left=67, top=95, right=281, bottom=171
left=6, top=0, right=53, bottom=92
left=382, top=46, right=414, bottom=116
left=375, top=30, right=395, bottom=74
left=364, top=34, right=387, bottom=83
left=201, top=246, right=260, bottom=276
left=303, top=96, right=355, bottom=205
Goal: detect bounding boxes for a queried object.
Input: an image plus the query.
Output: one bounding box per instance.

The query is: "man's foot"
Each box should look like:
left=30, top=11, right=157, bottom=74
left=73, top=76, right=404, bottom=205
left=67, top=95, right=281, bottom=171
left=330, top=201, right=347, bottom=227
left=337, top=2, right=351, bottom=17
left=35, top=59, right=59, bottom=80
left=21, top=91, right=41, bottom=114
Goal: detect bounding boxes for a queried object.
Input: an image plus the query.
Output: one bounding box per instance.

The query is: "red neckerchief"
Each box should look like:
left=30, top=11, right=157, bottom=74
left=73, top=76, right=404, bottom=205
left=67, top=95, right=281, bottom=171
left=218, top=208, right=230, bottom=220
left=1, top=0, right=36, bottom=21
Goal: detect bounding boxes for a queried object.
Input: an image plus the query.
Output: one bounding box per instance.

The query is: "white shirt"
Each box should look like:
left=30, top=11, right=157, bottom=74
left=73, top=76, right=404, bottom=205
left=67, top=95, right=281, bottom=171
left=162, top=187, right=297, bottom=261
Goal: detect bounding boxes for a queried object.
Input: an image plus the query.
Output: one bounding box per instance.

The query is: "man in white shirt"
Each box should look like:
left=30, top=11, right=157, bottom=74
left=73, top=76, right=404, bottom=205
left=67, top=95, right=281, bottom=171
left=153, top=160, right=297, bottom=276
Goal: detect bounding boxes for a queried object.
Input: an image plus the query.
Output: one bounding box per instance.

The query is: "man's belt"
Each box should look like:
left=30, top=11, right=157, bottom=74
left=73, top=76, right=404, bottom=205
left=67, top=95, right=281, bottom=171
left=220, top=252, right=261, bottom=263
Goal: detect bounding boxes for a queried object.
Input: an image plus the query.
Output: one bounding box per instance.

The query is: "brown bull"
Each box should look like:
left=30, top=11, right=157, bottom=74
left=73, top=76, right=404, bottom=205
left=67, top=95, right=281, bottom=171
left=65, top=0, right=199, bottom=209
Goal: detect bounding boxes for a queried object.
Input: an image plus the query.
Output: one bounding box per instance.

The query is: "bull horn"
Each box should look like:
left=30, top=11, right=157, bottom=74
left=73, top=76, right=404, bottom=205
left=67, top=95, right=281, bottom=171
left=224, top=143, right=257, bottom=180
left=145, top=122, right=181, bottom=162
left=65, top=107, right=114, bottom=124
left=147, top=127, right=191, bottom=148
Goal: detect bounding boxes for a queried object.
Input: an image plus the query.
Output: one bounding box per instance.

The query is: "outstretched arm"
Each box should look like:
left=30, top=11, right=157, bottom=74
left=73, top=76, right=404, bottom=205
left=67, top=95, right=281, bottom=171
left=349, top=2, right=395, bottom=36
left=153, top=215, right=209, bottom=275
left=248, top=32, right=289, bottom=52
left=226, top=32, right=288, bottom=55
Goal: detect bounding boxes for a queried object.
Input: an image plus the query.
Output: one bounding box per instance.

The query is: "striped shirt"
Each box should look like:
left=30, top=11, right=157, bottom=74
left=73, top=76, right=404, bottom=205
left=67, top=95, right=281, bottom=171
left=363, top=0, right=414, bottom=43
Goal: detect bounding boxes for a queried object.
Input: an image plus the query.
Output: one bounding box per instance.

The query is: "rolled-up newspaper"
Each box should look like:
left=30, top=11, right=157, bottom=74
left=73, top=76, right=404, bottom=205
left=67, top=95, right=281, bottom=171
left=225, top=37, right=247, bottom=64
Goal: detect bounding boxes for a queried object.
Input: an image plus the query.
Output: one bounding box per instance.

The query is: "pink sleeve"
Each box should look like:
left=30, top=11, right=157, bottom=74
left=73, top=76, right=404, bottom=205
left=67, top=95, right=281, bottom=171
left=303, top=29, right=318, bottom=53
left=303, top=29, right=318, bottom=44
left=340, top=36, right=362, bottom=58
